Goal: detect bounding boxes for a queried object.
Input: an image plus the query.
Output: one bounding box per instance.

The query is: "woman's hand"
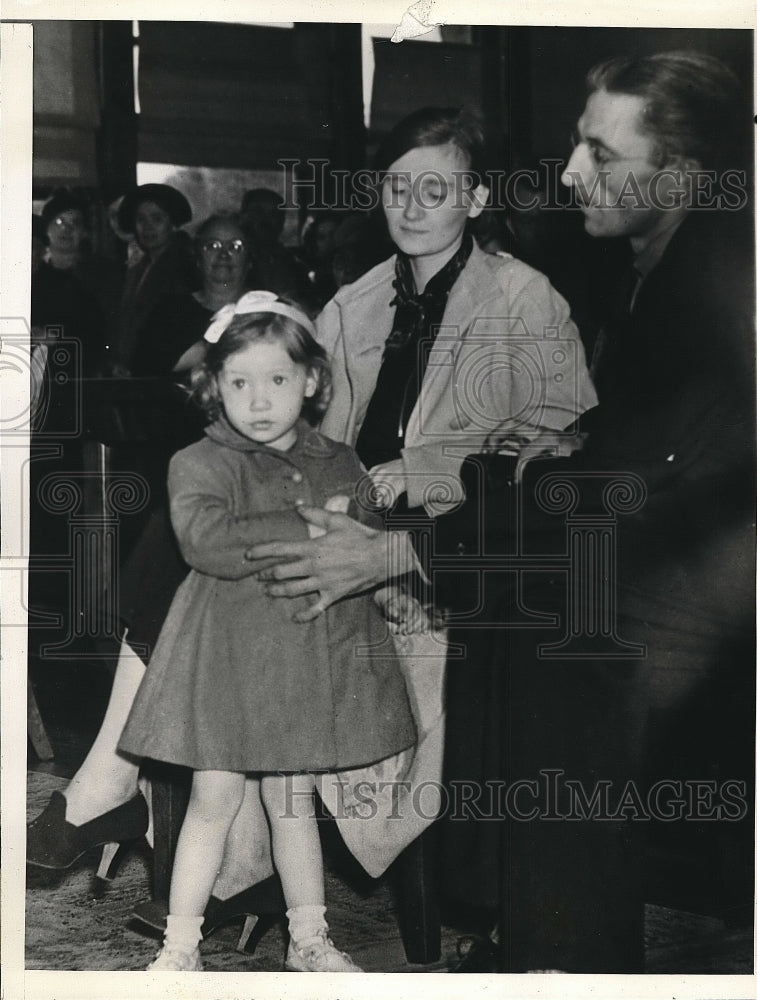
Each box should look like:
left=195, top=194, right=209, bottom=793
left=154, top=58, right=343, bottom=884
left=367, top=460, right=408, bottom=509
left=374, top=586, right=434, bottom=636
left=245, top=506, right=418, bottom=622
left=172, top=339, right=206, bottom=373
left=483, top=429, right=587, bottom=481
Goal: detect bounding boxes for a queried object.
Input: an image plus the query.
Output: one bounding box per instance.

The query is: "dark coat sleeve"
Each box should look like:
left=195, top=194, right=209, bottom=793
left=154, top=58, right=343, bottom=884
left=168, top=448, right=309, bottom=580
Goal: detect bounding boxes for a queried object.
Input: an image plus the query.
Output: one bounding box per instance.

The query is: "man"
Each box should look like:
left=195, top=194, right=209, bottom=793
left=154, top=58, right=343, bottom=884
left=239, top=187, right=312, bottom=307
left=439, top=50, right=755, bottom=972
left=249, top=51, right=753, bottom=972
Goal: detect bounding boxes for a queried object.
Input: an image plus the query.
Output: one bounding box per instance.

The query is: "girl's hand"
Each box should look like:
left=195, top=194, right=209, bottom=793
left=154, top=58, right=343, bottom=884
left=367, top=460, right=408, bottom=508
left=324, top=494, right=351, bottom=513
left=306, top=495, right=350, bottom=538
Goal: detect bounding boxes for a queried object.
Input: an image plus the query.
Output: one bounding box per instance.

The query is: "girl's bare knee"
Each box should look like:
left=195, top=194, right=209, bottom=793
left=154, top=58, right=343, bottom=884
left=190, top=770, right=245, bottom=821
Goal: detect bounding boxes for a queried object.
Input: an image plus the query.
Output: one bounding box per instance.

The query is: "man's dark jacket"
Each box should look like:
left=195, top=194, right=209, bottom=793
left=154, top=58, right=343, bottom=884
left=438, top=208, right=755, bottom=972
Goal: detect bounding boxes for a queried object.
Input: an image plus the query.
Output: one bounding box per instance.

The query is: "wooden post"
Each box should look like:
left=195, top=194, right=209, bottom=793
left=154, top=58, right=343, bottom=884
left=480, top=26, right=510, bottom=173
left=398, top=828, right=441, bottom=964
left=96, top=21, right=138, bottom=201
left=28, top=683, right=54, bottom=761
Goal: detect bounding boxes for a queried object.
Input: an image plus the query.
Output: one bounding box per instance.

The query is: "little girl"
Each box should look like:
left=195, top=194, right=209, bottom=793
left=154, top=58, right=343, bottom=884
left=118, top=291, right=416, bottom=972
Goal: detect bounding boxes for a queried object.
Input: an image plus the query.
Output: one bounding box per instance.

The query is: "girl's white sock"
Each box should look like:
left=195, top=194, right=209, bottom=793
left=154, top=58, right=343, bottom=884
left=286, top=904, right=328, bottom=946
left=164, top=914, right=204, bottom=952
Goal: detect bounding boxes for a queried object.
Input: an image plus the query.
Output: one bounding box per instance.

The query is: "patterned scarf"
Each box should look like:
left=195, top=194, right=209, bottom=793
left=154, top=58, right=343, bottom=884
left=384, top=232, right=473, bottom=357
left=355, top=234, right=473, bottom=470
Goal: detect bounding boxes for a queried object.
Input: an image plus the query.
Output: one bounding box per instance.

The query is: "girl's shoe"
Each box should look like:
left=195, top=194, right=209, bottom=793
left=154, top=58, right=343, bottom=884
left=285, top=930, right=362, bottom=972
left=27, top=790, right=149, bottom=873
left=131, top=875, right=285, bottom=954
left=147, top=944, right=203, bottom=971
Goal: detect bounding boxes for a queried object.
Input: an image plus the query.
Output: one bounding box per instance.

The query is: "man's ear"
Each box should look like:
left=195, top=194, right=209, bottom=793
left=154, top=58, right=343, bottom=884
left=659, top=156, right=702, bottom=208
left=466, top=183, right=490, bottom=220
left=663, top=154, right=701, bottom=175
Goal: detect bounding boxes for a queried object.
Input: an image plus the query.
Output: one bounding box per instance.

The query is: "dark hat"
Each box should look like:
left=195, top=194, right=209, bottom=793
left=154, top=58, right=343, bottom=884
left=41, top=188, right=89, bottom=228
left=241, top=187, right=281, bottom=212
left=117, top=183, right=192, bottom=233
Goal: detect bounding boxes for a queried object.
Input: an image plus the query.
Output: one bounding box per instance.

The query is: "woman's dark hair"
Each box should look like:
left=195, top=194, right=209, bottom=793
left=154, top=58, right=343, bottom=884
left=587, top=51, right=742, bottom=172
left=41, top=188, right=89, bottom=229
left=189, top=303, right=331, bottom=424
left=375, top=107, right=488, bottom=185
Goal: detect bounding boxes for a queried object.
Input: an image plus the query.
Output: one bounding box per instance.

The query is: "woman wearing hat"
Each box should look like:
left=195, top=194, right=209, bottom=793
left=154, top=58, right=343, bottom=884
left=115, top=183, right=196, bottom=375
left=35, top=189, right=123, bottom=375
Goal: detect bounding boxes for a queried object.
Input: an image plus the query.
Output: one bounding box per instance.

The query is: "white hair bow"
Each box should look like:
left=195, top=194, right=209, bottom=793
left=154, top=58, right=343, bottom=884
left=203, top=290, right=317, bottom=343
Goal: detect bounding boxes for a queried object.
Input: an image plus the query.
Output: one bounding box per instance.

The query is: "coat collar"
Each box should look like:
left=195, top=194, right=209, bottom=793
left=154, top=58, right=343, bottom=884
left=330, top=241, right=493, bottom=358
left=205, top=415, right=338, bottom=460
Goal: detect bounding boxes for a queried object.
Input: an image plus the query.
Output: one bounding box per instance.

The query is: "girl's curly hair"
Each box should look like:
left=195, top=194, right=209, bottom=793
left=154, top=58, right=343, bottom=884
left=189, top=304, right=331, bottom=424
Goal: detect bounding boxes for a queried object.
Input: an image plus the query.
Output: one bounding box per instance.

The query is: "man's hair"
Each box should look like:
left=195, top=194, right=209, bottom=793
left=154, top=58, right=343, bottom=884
left=375, top=106, right=488, bottom=185
left=240, top=188, right=284, bottom=242
left=194, top=211, right=246, bottom=245
left=241, top=188, right=281, bottom=213
left=587, top=50, right=742, bottom=171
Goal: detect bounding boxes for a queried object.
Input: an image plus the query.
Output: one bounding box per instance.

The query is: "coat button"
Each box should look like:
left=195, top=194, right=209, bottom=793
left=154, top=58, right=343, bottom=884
left=291, top=471, right=303, bottom=483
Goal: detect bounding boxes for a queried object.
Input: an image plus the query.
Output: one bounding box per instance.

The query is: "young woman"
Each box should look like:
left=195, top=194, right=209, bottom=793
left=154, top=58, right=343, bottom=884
left=115, top=183, right=195, bottom=374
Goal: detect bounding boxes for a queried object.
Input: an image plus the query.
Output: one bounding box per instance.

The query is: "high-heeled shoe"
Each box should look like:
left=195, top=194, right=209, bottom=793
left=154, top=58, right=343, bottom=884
left=27, top=790, right=149, bottom=872
left=131, top=875, right=286, bottom=955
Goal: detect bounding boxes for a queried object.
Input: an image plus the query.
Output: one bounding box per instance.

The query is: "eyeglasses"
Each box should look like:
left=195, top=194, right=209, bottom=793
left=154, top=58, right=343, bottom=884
left=200, top=238, right=246, bottom=255
left=51, top=215, right=84, bottom=228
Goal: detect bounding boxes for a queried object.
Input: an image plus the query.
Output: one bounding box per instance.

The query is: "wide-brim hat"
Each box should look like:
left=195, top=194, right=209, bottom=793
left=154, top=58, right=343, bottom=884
left=117, top=183, right=192, bottom=233
left=41, top=188, right=89, bottom=228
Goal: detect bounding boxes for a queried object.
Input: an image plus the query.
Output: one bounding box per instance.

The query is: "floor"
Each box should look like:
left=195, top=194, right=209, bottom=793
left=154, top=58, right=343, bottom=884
left=25, top=656, right=756, bottom=974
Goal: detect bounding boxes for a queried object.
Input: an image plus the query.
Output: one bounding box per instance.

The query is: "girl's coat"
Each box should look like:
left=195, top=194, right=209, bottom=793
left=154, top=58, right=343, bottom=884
left=119, top=417, right=416, bottom=773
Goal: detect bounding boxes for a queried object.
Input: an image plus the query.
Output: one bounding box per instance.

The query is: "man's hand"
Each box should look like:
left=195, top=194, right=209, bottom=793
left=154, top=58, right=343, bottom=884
left=367, top=459, right=407, bottom=508
left=245, top=505, right=418, bottom=622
